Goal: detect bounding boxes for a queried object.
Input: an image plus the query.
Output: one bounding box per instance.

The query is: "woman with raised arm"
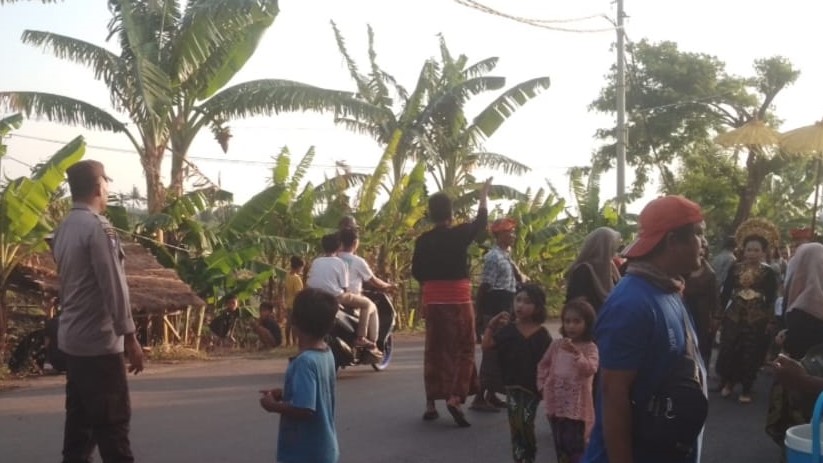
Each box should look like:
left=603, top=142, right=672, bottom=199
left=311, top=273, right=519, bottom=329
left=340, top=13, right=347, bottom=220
left=412, top=178, right=492, bottom=427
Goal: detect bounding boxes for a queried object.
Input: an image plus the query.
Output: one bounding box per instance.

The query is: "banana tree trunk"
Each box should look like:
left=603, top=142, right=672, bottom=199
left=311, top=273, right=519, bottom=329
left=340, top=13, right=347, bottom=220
left=0, top=287, right=8, bottom=360
left=169, top=136, right=195, bottom=200
left=376, top=243, right=389, bottom=278
left=141, top=146, right=167, bottom=215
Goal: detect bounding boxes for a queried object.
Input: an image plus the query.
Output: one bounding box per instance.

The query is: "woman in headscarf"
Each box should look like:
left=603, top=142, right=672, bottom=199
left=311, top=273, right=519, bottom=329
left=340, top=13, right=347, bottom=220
left=715, top=218, right=780, bottom=404
left=766, top=242, right=823, bottom=448
left=412, top=178, right=492, bottom=427
left=565, top=227, right=622, bottom=312
left=781, top=242, right=823, bottom=358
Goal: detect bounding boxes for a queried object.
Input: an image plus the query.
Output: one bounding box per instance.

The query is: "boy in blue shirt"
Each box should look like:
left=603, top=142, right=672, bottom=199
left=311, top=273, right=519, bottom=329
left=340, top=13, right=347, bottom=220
left=259, top=288, right=339, bottom=463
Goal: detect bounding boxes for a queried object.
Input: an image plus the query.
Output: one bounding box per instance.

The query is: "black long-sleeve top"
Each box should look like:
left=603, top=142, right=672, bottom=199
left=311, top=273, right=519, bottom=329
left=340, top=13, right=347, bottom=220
left=411, top=207, right=488, bottom=282
left=565, top=265, right=606, bottom=313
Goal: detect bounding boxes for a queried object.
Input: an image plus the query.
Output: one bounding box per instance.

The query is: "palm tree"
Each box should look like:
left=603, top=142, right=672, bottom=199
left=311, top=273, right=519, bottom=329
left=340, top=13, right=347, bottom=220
left=1, top=0, right=385, bottom=213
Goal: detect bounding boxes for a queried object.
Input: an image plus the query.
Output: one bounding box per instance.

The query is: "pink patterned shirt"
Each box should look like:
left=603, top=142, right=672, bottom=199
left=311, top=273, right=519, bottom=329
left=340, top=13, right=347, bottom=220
left=536, top=339, right=599, bottom=439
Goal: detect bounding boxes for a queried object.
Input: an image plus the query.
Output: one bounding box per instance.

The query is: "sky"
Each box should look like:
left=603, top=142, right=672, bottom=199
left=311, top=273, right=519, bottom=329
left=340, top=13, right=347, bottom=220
left=1, top=0, right=822, bottom=214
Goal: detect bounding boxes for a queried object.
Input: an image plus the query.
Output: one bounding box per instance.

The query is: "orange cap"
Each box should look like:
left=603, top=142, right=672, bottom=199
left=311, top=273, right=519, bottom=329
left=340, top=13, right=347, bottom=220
left=490, top=218, right=516, bottom=234
left=622, top=196, right=703, bottom=258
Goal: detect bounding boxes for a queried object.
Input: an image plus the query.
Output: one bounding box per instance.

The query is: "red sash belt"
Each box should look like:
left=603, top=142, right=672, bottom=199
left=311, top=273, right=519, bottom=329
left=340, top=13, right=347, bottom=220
left=422, top=279, right=472, bottom=306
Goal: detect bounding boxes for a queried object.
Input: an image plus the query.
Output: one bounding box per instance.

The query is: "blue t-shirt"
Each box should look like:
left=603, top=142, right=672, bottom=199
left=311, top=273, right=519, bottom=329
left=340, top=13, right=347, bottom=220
left=277, top=348, right=339, bottom=463
left=582, top=274, right=705, bottom=463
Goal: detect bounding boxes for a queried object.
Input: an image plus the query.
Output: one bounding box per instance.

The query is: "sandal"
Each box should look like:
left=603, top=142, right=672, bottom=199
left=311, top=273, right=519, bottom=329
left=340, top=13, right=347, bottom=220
left=354, top=337, right=376, bottom=349
left=446, top=398, right=470, bottom=427
left=422, top=409, right=439, bottom=421
left=487, top=394, right=507, bottom=409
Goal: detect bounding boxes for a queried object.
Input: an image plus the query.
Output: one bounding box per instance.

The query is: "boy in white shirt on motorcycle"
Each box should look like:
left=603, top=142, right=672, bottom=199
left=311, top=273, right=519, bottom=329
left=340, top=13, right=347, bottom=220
left=307, top=233, right=381, bottom=357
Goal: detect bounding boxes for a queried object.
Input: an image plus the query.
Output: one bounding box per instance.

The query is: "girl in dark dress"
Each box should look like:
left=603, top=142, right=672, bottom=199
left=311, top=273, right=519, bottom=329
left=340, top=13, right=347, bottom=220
left=482, top=284, right=552, bottom=463
left=716, top=218, right=780, bottom=404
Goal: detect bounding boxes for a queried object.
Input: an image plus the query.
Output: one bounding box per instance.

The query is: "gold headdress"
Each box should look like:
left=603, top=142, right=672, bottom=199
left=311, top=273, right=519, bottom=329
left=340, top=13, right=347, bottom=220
left=735, top=217, right=780, bottom=251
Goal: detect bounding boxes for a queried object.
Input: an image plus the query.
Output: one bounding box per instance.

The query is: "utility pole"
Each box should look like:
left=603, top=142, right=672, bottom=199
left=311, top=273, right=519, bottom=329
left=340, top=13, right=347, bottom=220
left=616, top=0, right=627, bottom=214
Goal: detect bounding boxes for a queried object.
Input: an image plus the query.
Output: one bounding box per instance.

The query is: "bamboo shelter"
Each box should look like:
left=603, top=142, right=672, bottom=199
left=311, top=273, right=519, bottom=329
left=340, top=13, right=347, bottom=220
left=10, top=241, right=209, bottom=349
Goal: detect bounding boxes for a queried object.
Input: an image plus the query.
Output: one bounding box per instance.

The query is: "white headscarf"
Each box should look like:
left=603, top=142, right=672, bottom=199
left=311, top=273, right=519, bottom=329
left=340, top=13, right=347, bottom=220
left=785, top=242, right=823, bottom=320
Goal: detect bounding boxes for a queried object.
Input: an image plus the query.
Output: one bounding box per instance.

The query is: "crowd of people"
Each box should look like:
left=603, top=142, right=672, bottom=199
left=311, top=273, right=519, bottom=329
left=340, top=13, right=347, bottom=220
left=46, top=160, right=823, bottom=463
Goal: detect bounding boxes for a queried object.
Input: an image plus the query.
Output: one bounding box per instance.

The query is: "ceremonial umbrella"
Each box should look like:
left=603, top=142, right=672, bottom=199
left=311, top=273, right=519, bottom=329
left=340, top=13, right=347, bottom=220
left=780, top=120, right=823, bottom=235
left=714, top=119, right=781, bottom=148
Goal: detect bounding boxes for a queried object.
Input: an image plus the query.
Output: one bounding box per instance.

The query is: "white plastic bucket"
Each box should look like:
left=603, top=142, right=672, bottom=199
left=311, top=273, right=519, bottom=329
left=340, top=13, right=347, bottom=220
left=786, top=391, right=823, bottom=463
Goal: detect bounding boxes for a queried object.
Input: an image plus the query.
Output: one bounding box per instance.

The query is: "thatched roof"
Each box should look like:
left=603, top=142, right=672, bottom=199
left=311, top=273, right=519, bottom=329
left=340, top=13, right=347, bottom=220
left=11, top=241, right=206, bottom=314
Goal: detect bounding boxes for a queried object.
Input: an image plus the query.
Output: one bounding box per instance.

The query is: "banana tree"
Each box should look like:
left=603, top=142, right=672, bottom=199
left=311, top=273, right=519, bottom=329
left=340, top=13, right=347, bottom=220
left=0, top=115, right=85, bottom=355
left=568, top=165, right=619, bottom=235
left=130, top=161, right=313, bottom=303
left=335, top=27, right=550, bottom=211
left=504, top=186, right=575, bottom=314
left=415, top=36, right=549, bottom=196
left=332, top=22, right=432, bottom=187
left=1, top=0, right=387, bottom=214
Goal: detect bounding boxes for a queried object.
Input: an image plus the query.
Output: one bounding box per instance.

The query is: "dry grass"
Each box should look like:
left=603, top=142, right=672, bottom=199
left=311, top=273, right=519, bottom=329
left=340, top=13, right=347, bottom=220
left=146, top=344, right=299, bottom=363
left=209, top=345, right=299, bottom=360
left=145, top=344, right=208, bottom=363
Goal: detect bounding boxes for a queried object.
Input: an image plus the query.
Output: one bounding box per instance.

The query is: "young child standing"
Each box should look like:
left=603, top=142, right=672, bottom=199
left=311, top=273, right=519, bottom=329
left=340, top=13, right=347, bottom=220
left=537, top=298, right=598, bottom=463
left=483, top=283, right=553, bottom=463
left=259, top=288, right=340, bottom=463
left=282, top=256, right=305, bottom=346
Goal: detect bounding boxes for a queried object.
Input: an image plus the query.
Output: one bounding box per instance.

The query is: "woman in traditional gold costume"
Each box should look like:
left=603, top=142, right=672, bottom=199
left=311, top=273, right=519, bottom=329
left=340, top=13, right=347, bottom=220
left=715, top=218, right=780, bottom=404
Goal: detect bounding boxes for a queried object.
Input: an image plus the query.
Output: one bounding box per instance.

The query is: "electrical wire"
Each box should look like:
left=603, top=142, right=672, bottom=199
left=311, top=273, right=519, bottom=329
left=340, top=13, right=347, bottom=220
left=7, top=132, right=379, bottom=170
left=452, top=0, right=617, bottom=33
left=9, top=131, right=578, bottom=171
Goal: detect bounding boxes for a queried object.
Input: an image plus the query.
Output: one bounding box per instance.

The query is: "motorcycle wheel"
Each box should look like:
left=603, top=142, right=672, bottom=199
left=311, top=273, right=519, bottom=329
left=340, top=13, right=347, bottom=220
left=371, top=333, right=393, bottom=371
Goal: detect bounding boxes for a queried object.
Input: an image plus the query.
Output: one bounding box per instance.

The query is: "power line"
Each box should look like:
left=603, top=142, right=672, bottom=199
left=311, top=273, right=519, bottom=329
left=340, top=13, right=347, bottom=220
left=5, top=155, right=34, bottom=168
left=452, top=0, right=617, bottom=33
left=7, top=132, right=380, bottom=170
left=7, top=132, right=580, bottom=173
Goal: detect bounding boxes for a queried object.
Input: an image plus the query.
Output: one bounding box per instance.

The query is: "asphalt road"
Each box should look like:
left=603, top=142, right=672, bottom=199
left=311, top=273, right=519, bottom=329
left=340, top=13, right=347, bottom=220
left=0, top=333, right=783, bottom=463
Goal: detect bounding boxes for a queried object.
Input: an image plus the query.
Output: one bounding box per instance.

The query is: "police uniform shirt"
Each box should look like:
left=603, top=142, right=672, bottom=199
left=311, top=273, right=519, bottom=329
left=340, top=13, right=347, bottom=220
left=53, top=203, right=135, bottom=356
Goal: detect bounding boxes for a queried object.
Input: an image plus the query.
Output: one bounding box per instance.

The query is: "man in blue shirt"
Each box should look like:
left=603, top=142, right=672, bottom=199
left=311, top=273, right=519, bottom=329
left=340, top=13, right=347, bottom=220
left=583, top=196, right=708, bottom=463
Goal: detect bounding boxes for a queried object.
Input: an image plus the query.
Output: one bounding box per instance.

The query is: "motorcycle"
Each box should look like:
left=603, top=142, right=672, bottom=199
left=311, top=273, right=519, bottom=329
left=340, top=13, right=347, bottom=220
left=327, top=289, right=396, bottom=372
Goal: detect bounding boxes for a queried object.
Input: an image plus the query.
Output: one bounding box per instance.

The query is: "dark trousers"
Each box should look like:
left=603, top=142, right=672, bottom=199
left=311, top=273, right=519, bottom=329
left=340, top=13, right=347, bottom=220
left=477, top=290, right=514, bottom=392
left=549, top=416, right=586, bottom=463
left=505, top=386, right=539, bottom=463
left=63, top=353, right=134, bottom=463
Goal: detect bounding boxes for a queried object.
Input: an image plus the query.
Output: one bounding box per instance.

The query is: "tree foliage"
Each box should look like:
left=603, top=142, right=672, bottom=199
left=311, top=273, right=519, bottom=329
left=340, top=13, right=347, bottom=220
left=592, top=39, right=800, bottom=232
left=1, top=0, right=384, bottom=213
left=0, top=116, right=85, bottom=355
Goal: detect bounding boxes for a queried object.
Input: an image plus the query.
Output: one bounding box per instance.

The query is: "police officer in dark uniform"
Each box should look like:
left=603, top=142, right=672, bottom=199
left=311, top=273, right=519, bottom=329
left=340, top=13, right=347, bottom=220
left=53, top=160, right=143, bottom=463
